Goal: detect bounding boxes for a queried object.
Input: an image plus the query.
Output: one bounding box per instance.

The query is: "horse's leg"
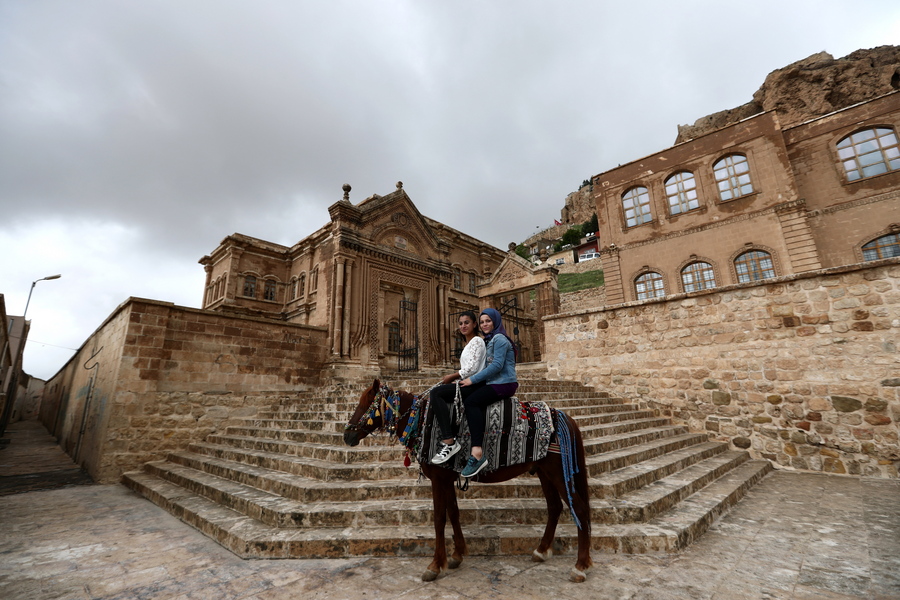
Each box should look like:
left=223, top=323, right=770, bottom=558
left=423, top=473, right=448, bottom=581
left=533, top=467, right=563, bottom=563
left=444, top=476, right=466, bottom=569
left=538, top=439, right=593, bottom=582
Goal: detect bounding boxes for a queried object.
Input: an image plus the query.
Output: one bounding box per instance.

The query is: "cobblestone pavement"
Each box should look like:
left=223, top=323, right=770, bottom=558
left=1, top=421, right=898, bottom=600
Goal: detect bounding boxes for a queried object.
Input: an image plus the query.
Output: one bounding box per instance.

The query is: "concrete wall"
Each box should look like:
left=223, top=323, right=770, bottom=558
left=544, top=259, right=900, bottom=478
left=42, top=298, right=330, bottom=482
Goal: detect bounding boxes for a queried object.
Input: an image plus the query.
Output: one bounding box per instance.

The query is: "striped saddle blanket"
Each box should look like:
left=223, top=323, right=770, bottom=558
left=418, top=396, right=556, bottom=474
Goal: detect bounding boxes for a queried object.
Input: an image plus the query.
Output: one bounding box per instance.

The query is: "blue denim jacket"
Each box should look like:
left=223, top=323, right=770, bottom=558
left=469, top=334, right=517, bottom=385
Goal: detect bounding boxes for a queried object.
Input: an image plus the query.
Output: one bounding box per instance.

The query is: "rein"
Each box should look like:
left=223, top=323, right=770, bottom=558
left=346, top=381, right=441, bottom=446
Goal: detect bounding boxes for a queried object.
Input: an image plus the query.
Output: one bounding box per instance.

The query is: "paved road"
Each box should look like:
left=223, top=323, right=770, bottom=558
left=1, top=420, right=898, bottom=599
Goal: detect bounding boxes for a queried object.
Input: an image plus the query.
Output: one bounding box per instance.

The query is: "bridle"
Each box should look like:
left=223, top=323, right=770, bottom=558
left=345, top=381, right=440, bottom=449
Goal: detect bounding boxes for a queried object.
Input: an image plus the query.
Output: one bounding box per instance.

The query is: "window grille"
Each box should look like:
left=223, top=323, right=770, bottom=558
left=734, top=250, right=775, bottom=283
left=714, top=154, right=754, bottom=201
left=623, top=186, right=652, bottom=227
left=681, top=261, right=716, bottom=292
left=837, top=128, right=900, bottom=181
left=635, top=271, right=665, bottom=300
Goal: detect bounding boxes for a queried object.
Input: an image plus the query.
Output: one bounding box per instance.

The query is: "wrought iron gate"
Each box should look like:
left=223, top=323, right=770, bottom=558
left=498, top=296, right=522, bottom=356
left=398, top=299, right=419, bottom=372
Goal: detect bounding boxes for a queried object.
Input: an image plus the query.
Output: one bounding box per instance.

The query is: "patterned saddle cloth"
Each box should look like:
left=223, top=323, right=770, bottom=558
left=418, top=395, right=555, bottom=474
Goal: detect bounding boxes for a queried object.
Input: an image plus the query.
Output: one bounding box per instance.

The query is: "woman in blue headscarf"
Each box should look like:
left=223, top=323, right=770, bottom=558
left=457, top=307, right=518, bottom=478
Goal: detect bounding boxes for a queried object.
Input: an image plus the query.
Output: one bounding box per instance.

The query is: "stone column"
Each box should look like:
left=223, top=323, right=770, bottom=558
left=332, top=258, right=345, bottom=356
left=203, top=264, right=213, bottom=307
left=341, top=260, right=353, bottom=358
left=437, top=285, right=446, bottom=363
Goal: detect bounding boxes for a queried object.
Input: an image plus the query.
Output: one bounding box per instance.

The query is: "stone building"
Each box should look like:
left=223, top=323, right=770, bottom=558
left=545, top=48, right=900, bottom=479
left=37, top=185, right=560, bottom=481
left=200, top=182, right=558, bottom=370
left=594, top=90, right=900, bottom=304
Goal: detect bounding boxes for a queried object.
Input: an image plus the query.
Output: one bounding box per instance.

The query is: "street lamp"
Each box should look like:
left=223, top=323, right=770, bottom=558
left=23, top=274, right=62, bottom=321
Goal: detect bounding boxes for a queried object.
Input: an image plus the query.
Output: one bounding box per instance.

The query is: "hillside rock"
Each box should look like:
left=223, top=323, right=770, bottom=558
left=675, top=46, right=900, bottom=143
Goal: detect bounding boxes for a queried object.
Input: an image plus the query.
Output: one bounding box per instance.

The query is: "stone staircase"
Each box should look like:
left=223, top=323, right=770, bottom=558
left=122, top=366, right=771, bottom=558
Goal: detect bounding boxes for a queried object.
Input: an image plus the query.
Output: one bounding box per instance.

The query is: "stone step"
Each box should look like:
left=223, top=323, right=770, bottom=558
left=123, top=459, right=772, bottom=558
left=579, top=417, right=677, bottom=446
left=136, top=450, right=757, bottom=529
left=592, top=451, right=752, bottom=524
left=592, top=441, right=730, bottom=497
left=587, top=432, right=711, bottom=475
left=239, top=406, right=653, bottom=441
left=254, top=396, right=633, bottom=423
left=204, top=433, right=406, bottom=464
left=188, top=441, right=416, bottom=481
left=263, top=393, right=627, bottom=417
left=584, top=425, right=692, bottom=455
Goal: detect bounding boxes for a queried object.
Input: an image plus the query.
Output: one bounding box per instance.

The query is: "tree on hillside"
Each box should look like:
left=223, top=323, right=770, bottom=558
left=582, top=213, right=599, bottom=236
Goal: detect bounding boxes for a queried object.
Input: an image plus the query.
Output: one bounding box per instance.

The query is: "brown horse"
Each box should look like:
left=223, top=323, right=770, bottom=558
left=343, top=379, right=593, bottom=582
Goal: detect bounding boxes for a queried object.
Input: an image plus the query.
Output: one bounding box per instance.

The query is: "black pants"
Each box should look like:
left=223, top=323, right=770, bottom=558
left=430, top=383, right=504, bottom=447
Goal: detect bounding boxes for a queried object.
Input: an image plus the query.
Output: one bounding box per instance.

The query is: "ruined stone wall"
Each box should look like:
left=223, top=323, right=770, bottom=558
left=544, top=259, right=900, bottom=478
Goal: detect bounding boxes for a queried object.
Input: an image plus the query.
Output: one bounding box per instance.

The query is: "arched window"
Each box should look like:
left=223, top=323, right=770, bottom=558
left=635, top=271, right=665, bottom=300
left=469, top=272, right=478, bottom=294
left=665, top=171, right=699, bottom=215
left=862, top=233, right=900, bottom=260
left=298, top=273, right=306, bottom=297
left=219, top=274, right=227, bottom=298
left=453, top=267, right=461, bottom=290
left=837, top=127, right=900, bottom=181
left=387, top=321, right=401, bottom=353
left=311, top=267, right=319, bottom=291
left=681, top=262, right=716, bottom=292
left=714, top=154, right=754, bottom=201
left=289, top=278, right=297, bottom=301
left=623, top=186, right=652, bottom=227
left=264, top=279, right=277, bottom=302
left=734, top=250, right=775, bottom=283
left=242, top=275, right=257, bottom=298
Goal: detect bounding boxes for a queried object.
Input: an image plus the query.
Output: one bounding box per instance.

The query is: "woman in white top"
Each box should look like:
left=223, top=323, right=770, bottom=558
left=430, top=311, right=485, bottom=464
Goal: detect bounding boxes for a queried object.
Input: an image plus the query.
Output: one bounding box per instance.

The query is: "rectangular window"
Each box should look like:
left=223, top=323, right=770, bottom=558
left=264, top=279, right=277, bottom=302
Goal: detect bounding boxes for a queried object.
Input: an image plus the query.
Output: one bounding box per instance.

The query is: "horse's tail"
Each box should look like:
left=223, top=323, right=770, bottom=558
left=565, top=412, right=591, bottom=535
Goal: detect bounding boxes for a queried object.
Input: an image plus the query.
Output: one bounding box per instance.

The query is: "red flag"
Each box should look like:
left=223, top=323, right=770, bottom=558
left=554, top=219, right=561, bottom=226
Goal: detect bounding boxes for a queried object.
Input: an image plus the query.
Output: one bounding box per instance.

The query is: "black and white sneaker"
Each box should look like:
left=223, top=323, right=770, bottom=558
left=432, top=440, right=461, bottom=464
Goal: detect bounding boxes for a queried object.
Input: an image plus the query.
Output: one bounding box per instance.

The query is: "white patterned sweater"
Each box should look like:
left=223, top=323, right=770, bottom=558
left=458, top=337, right=486, bottom=379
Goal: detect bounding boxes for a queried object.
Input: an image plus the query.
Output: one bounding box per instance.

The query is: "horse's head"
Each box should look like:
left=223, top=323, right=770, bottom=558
left=343, top=378, right=382, bottom=447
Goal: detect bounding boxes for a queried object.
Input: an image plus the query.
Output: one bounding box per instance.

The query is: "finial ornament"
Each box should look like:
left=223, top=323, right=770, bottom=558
left=396, top=181, right=403, bottom=190
left=342, top=184, right=351, bottom=202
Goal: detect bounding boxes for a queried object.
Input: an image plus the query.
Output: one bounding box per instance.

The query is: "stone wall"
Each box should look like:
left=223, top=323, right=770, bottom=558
left=42, top=298, right=330, bottom=482
left=560, top=285, right=606, bottom=313
left=544, top=259, right=900, bottom=478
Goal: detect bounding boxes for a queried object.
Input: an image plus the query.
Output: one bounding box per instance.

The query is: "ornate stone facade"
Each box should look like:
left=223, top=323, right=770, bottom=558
left=199, top=183, right=558, bottom=372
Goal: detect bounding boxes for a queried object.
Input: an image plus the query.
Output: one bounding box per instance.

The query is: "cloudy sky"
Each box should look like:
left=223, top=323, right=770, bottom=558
left=2, top=1, right=898, bottom=380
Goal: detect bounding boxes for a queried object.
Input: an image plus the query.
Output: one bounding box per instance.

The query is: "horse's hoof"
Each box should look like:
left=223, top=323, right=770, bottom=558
left=422, top=569, right=440, bottom=582
left=532, top=548, right=552, bottom=562
left=569, top=568, right=587, bottom=583
left=449, top=557, right=462, bottom=569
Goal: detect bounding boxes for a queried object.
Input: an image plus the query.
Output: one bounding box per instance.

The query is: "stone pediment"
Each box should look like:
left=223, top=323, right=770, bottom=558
left=358, top=188, right=442, bottom=256
left=480, top=252, right=551, bottom=294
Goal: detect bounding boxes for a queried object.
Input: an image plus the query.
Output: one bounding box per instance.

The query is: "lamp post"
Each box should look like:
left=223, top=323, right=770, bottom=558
left=0, top=274, right=62, bottom=439
left=23, top=274, right=61, bottom=321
